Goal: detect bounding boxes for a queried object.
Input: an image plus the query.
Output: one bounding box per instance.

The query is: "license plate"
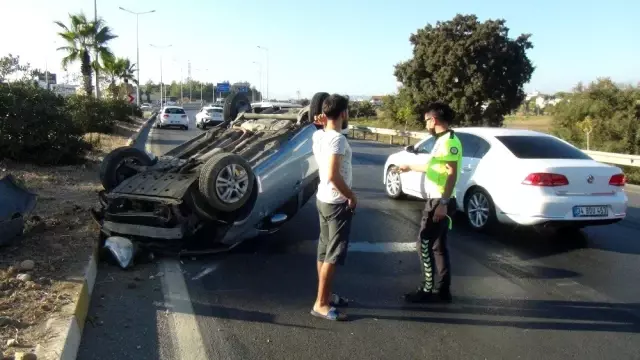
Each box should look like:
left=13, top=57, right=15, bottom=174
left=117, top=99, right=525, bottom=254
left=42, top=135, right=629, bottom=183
left=572, top=205, right=608, bottom=217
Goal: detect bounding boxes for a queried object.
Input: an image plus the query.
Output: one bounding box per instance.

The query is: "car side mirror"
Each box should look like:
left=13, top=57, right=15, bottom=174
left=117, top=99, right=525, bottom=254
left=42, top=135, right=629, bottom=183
left=405, top=145, right=415, bottom=153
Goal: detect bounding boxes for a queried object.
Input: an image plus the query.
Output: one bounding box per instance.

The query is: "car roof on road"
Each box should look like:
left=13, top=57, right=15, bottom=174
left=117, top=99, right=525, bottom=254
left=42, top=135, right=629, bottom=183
left=162, top=106, right=184, bottom=109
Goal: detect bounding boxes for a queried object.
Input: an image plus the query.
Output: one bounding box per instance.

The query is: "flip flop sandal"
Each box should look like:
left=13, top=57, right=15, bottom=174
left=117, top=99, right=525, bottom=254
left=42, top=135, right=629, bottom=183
left=330, top=294, right=349, bottom=307
left=310, top=307, right=347, bottom=321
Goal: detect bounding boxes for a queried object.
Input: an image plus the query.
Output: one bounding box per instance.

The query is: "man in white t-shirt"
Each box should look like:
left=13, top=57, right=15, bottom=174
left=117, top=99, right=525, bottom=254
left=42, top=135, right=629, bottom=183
left=310, top=94, right=356, bottom=321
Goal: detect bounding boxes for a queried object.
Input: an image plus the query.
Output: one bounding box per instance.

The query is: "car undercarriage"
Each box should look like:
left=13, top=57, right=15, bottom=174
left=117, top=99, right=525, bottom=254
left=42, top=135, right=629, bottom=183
left=91, top=92, right=330, bottom=258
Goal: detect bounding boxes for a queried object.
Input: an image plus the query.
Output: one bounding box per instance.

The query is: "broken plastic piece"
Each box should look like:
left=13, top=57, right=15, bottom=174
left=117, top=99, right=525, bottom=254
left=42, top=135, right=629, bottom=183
left=0, top=174, right=37, bottom=246
left=104, top=236, right=137, bottom=269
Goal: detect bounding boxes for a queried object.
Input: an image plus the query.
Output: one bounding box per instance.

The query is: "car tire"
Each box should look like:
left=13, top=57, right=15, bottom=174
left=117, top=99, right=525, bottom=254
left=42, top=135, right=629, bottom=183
left=464, top=187, right=497, bottom=232
left=199, top=152, right=255, bottom=212
left=184, top=125, right=189, bottom=131
left=223, top=92, right=251, bottom=122
left=100, top=146, right=154, bottom=192
left=310, top=92, right=329, bottom=126
left=385, top=166, right=404, bottom=199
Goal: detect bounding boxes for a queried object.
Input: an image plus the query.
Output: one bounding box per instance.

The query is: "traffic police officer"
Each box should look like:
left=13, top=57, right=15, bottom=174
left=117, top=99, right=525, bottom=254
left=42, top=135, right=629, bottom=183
left=397, top=102, right=462, bottom=303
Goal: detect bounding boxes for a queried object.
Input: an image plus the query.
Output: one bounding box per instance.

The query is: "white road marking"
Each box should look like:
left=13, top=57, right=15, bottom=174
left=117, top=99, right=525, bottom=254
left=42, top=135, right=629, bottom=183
left=348, top=241, right=416, bottom=253
left=159, top=259, right=211, bottom=360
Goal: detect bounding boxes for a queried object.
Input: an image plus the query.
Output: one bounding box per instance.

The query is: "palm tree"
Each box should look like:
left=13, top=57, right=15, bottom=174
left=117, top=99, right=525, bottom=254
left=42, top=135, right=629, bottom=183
left=103, top=56, right=137, bottom=99
left=55, top=13, right=116, bottom=96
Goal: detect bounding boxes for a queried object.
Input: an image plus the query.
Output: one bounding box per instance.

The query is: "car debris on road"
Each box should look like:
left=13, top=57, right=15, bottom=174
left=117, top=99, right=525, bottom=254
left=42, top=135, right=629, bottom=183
left=91, top=92, right=331, bottom=267
left=0, top=174, right=37, bottom=246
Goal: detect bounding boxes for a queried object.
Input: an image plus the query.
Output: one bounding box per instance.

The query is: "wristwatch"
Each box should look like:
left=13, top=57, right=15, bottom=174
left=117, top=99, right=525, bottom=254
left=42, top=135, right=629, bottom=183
left=439, top=198, right=449, bottom=205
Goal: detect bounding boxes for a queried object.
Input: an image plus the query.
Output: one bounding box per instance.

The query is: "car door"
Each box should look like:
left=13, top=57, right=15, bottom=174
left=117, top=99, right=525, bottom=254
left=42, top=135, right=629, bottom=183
left=404, top=136, right=436, bottom=196
left=453, top=133, right=480, bottom=199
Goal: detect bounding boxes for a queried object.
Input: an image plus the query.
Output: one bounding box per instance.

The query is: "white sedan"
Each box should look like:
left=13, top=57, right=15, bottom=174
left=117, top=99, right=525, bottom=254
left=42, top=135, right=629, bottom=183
left=383, top=128, right=628, bottom=233
left=195, top=106, right=224, bottom=129
left=156, top=106, right=189, bottom=130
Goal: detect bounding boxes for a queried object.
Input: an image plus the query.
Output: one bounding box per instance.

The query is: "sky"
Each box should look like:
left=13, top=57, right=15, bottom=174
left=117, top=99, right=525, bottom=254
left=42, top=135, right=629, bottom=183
left=1, top=0, right=638, bottom=100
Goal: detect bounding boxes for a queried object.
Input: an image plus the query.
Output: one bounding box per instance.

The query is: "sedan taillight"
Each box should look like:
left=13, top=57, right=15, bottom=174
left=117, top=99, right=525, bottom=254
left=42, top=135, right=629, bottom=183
left=181, top=115, right=187, bottom=118
left=163, top=114, right=169, bottom=118
left=609, top=173, right=626, bottom=186
left=522, top=173, right=569, bottom=186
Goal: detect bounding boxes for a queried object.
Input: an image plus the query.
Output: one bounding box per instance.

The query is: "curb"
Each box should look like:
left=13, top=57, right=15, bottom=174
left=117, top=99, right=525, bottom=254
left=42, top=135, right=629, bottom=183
left=34, top=113, right=155, bottom=360
left=126, top=113, right=157, bottom=147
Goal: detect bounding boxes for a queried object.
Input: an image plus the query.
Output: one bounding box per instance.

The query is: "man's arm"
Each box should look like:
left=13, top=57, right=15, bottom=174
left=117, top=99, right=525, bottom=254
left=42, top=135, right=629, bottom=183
left=441, top=161, right=458, bottom=199
left=327, top=154, right=354, bottom=200
left=326, top=135, right=354, bottom=200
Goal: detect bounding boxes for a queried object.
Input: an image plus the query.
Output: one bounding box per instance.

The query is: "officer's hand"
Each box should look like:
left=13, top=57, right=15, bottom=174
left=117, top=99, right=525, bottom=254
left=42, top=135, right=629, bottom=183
left=433, top=204, right=447, bottom=222
left=397, top=165, right=410, bottom=172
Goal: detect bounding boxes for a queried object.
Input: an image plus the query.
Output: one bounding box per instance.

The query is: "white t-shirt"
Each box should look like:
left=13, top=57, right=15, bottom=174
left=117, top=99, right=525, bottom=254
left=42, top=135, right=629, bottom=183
left=312, top=129, right=353, bottom=204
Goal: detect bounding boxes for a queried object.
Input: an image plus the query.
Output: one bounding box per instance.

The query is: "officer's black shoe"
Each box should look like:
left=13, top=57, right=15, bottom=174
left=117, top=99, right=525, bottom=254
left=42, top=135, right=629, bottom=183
left=436, top=289, right=453, bottom=303
left=404, top=288, right=453, bottom=304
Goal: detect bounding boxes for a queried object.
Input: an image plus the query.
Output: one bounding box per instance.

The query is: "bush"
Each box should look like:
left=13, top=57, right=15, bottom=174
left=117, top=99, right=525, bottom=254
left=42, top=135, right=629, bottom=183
left=66, top=95, right=115, bottom=133
left=65, top=96, right=142, bottom=133
left=0, top=82, right=89, bottom=165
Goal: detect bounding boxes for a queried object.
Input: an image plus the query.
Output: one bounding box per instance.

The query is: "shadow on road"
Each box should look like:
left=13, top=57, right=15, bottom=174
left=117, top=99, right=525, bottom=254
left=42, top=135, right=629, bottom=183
left=348, top=297, right=640, bottom=333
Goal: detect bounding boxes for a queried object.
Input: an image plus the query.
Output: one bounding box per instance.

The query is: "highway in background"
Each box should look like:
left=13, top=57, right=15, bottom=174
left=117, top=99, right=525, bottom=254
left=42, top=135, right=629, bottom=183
left=78, top=113, right=640, bottom=360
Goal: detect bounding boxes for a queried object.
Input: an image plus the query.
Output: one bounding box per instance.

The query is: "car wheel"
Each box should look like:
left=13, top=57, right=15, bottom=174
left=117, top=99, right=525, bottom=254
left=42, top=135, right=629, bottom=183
left=464, top=187, right=497, bottom=232
left=199, top=152, right=256, bottom=212
left=223, top=92, right=251, bottom=122
left=385, top=166, right=404, bottom=199
left=184, top=125, right=189, bottom=131
left=201, top=123, right=207, bottom=130
left=100, top=146, right=154, bottom=191
left=310, top=92, right=329, bottom=127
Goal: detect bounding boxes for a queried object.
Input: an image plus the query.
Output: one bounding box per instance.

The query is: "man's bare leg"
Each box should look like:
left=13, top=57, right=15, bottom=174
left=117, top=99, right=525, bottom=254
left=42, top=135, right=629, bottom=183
left=313, top=262, right=336, bottom=314
left=317, top=261, right=323, bottom=279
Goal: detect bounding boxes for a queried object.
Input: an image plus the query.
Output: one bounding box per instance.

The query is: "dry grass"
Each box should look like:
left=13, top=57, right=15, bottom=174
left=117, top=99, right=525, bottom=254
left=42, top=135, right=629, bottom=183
left=0, top=129, right=135, bottom=356
left=504, top=115, right=553, bottom=133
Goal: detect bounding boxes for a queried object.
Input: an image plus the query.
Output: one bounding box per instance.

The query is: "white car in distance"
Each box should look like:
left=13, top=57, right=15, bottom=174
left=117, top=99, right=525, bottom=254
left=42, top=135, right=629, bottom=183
left=156, top=106, right=189, bottom=130
left=195, top=106, right=224, bottom=129
left=383, top=128, right=628, bottom=234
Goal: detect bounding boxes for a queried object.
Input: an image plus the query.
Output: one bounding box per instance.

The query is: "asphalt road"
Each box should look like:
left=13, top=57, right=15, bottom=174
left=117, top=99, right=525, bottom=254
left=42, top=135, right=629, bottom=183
left=78, top=113, right=640, bottom=360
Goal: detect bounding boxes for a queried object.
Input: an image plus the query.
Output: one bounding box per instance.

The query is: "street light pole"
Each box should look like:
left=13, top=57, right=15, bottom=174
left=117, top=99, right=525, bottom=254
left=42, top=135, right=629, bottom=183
left=195, top=68, right=208, bottom=104
left=119, top=7, right=155, bottom=106
left=257, top=46, right=269, bottom=100
left=150, top=44, right=172, bottom=105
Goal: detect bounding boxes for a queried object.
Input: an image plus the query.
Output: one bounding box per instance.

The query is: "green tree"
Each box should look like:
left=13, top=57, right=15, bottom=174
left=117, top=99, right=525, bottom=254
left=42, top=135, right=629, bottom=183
left=55, top=13, right=117, bottom=96
left=103, top=56, right=137, bottom=99
left=551, top=78, right=640, bottom=154
left=144, top=80, right=155, bottom=102
left=394, top=14, right=535, bottom=127
left=349, top=100, right=376, bottom=118
left=0, top=54, right=30, bottom=82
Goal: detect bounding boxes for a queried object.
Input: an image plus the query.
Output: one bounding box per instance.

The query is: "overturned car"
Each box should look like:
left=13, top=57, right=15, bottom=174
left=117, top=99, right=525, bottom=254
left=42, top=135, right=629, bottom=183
left=92, top=92, right=331, bottom=255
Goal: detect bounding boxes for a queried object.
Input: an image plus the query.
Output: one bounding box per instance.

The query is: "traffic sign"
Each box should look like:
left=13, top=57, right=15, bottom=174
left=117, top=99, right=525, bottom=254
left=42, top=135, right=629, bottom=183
left=127, top=94, right=134, bottom=103
left=216, top=82, right=230, bottom=92
left=237, top=86, right=249, bottom=93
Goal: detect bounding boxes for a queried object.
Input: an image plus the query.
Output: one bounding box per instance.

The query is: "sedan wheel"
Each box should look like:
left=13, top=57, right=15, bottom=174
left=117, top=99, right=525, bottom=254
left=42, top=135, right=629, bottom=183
left=464, top=188, right=496, bottom=231
left=385, top=166, right=403, bottom=199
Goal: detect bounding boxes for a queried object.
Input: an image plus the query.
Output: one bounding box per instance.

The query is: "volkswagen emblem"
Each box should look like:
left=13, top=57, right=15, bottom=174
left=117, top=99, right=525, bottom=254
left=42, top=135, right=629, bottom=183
left=587, top=175, right=594, bottom=184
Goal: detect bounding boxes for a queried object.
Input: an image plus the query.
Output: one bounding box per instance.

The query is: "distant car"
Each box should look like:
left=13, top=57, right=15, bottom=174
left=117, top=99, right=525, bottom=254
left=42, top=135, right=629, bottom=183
left=140, top=103, right=152, bottom=111
left=156, top=106, right=189, bottom=130
left=383, top=128, right=628, bottom=234
left=92, top=91, right=330, bottom=254
left=195, top=106, right=224, bottom=129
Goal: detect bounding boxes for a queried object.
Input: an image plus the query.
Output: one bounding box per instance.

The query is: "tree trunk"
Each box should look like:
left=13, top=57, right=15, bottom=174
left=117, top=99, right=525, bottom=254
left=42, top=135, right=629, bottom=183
left=81, top=51, right=93, bottom=96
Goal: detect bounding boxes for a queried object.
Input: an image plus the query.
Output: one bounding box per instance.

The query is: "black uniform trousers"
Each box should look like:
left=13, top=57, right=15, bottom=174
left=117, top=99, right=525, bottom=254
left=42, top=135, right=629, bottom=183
left=417, top=198, right=456, bottom=293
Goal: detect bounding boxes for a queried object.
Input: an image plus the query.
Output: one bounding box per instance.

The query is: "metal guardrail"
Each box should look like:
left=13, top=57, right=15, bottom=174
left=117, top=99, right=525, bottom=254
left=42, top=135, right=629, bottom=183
left=345, top=125, right=640, bottom=168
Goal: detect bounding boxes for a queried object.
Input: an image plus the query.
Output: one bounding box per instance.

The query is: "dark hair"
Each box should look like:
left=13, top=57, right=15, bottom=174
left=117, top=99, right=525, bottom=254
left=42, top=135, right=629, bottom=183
left=426, top=102, right=455, bottom=124
left=322, top=94, right=349, bottom=120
